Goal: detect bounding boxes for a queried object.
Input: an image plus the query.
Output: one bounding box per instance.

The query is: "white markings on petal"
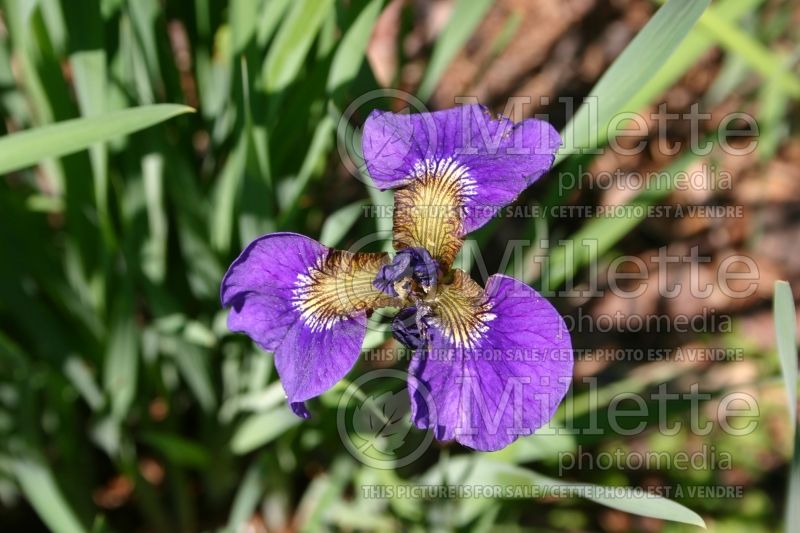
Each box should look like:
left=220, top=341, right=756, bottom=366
left=410, top=156, right=476, bottom=202
left=290, top=250, right=394, bottom=333
left=394, top=157, right=474, bottom=266
left=430, top=270, right=497, bottom=349
left=291, top=255, right=342, bottom=333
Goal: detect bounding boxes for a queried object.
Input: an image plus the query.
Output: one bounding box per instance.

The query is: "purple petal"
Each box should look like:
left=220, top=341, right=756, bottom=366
left=362, top=109, right=438, bottom=190
left=275, top=311, right=367, bottom=402
left=291, top=401, right=311, bottom=419
left=221, top=232, right=327, bottom=351
left=221, top=232, right=394, bottom=403
left=408, top=272, right=572, bottom=451
left=363, top=104, right=561, bottom=236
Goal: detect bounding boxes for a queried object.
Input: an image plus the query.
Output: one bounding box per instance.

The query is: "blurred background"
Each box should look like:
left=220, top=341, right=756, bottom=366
left=0, top=0, right=798, bottom=531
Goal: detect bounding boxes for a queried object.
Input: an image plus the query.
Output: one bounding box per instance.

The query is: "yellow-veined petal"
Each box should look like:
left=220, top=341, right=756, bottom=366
left=393, top=158, right=475, bottom=267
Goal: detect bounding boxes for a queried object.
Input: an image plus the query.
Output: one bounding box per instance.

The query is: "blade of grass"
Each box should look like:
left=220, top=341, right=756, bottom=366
left=140, top=432, right=212, bottom=469
left=329, top=101, right=393, bottom=248
left=239, top=58, right=277, bottom=242
left=278, top=114, right=335, bottom=222
left=4, top=0, right=74, bottom=125
left=298, top=457, right=354, bottom=532
left=126, top=0, right=165, bottom=96
left=523, top=150, right=699, bottom=288
left=756, top=53, right=794, bottom=161
left=161, top=336, right=217, bottom=413
left=226, top=461, right=265, bottom=531
left=211, top=131, right=248, bottom=254
left=789, top=447, right=800, bottom=533
left=231, top=406, right=301, bottom=454
left=256, top=0, right=292, bottom=47
left=773, top=281, right=799, bottom=532
left=261, top=0, right=334, bottom=96
left=142, top=153, right=168, bottom=283
left=320, top=200, right=368, bottom=247
left=558, top=0, right=709, bottom=163
left=0, top=104, right=194, bottom=174
left=326, top=0, right=385, bottom=96
left=421, top=456, right=705, bottom=528
left=230, top=0, right=262, bottom=54
left=625, top=0, right=764, bottom=114
left=64, top=357, right=105, bottom=412
left=103, top=293, right=139, bottom=421
left=698, top=9, right=800, bottom=98
left=531, top=472, right=706, bottom=529
left=773, top=281, right=798, bottom=429
left=71, top=49, right=116, bottom=248
left=416, top=0, right=494, bottom=102
left=13, top=457, right=88, bottom=533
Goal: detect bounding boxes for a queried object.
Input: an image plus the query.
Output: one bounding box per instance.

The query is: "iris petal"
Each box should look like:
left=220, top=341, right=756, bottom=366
left=408, top=272, right=572, bottom=451
left=392, top=158, right=470, bottom=267
left=291, top=402, right=311, bottom=419
left=363, top=104, right=561, bottom=259
left=221, top=232, right=396, bottom=409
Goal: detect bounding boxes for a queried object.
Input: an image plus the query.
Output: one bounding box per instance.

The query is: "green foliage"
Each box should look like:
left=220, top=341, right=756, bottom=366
left=774, top=281, right=799, bottom=532
left=0, top=105, right=194, bottom=174
left=557, top=0, right=710, bottom=164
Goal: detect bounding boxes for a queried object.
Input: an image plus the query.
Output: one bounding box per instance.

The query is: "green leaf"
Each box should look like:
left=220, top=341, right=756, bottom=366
left=319, top=200, right=368, bottom=247
left=756, top=56, right=792, bottom=160
left=367, top=187, right=393, bottom=247
left=211, top=131, right=249, bottom=254
left=326, top=0, right=384, bottom=94
left=774, top=281, right=798, bottom=428
left=231, top=405, right=301, bottom=454
left=298, top=457, right=354, bottom=532
left=0, top=104, right=194, bottom=174
left=256, top=0, right=292, bottom=47
left=774, top=281, right=800, bottom=533
left=558, top=0, right=709, bottom=163
left=226, top=461, right=265, bottom=530
left=230, top=0, right=262, bottom=54
left=261, top=0, right=334, bottom=94
left=524, top=150, right=699, bottom=288
left=103, top=297, right=139, bottom=421
left=532, top=473, right=706, bottom=529
left=64, top=357, right=105, bottom=412
left=70, top=49, right=115, bottom=246
left=140, top=432, right=212, bottom=468
left=13, top=457, right=88, bottom=533
left=362, top=315, right=392, bottom=350
left=126, top=0, right=164, bottom=94
left=789, top=456, right=800, bottom=533
left=417, top=0, right=495, bottom=102
left=280, top=114, right=335, bottom=216
left=698, top=9, right=800, bottom=98
left=420, top=456, right=705, bottom=528
left=160, top=336, right=217, bottom=413
left=625, top=0, right=764, bottom=114
left=141, top=153, right=168, bottom=283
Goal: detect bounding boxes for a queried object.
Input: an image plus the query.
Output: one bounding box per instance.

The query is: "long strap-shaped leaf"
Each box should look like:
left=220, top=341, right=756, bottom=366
left=421, top=455, right=706, bottom=528
left=0, top=104, right=194, bottom=174
left=557, top=0, right=710, bottom=163
left=13, top=458, right=87, bottom=533
left=773, top=281, right=799, bottom=532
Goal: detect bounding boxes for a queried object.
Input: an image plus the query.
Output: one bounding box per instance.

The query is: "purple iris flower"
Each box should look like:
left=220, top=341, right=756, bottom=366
left=221, top=104, right=572, bottom=451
